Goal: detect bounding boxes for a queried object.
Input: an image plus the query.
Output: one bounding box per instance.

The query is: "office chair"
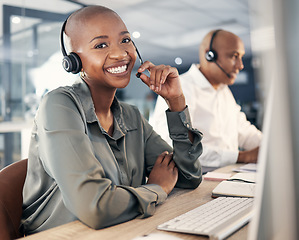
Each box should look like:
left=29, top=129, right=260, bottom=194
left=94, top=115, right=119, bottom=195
left=0, top=159, right=28, bottom=240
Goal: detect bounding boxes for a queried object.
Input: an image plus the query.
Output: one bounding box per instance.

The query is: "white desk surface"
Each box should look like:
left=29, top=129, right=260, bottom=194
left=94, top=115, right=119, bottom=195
left=0, top=120, right=33, bottom=133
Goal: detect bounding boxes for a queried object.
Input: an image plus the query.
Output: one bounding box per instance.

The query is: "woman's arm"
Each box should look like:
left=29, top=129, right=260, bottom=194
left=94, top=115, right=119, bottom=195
left=138, top=62, right=203, bottom=188
left=35, top=90, right=167, bottom=230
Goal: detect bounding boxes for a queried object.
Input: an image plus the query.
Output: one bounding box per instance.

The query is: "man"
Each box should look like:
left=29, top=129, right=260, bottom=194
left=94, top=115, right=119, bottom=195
left=150, top=29, right=262, bottom=168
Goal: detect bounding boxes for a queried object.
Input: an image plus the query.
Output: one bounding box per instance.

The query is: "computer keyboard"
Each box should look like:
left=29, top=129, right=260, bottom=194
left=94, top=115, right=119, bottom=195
left=157, top=197, right=254, bottom=240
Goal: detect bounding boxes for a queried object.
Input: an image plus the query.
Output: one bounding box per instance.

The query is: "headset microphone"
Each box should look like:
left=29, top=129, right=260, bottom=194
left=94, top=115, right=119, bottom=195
left=205, top=29, right=231, bottom=78
left=132, top=41, right=143, bottom=78
left=214, top=61, right=231, bottom=78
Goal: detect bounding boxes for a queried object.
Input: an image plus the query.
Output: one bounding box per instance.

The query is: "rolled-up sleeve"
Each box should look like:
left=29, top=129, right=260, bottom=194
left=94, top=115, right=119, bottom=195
left=166, top=107, right=203, bottom=188
left=144, top=106, right=202, bottom=189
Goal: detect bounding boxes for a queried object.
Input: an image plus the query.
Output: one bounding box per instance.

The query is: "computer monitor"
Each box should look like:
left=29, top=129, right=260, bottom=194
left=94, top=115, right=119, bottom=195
left=248, top=0, right=299, bottom=239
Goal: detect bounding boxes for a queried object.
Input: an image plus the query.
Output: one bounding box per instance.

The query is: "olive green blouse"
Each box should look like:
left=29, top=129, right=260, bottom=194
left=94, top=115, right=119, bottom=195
left=21, top=78, right=203, bottom=234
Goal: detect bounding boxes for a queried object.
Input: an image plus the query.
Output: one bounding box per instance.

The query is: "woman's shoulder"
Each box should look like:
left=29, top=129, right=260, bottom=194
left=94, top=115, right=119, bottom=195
left=45, top=84, right=81, bottom=99
left=40, top=85, right=81, bottom=109
left=44, top=85, right=74, bottom=96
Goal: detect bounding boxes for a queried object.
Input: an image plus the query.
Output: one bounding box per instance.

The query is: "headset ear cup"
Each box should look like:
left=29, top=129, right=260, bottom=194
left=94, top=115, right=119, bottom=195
left=205, top=50, right=218, bottom=62
left=62, top=52, right=82, bottom=74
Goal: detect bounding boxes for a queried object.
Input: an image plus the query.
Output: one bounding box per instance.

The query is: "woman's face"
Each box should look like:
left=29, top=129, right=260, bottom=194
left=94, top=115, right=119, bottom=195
left=73, top=11, right=137, bottom=90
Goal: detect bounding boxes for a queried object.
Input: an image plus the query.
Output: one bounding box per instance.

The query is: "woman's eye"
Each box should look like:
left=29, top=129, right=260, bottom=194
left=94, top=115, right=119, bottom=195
left=95, top=43, right=107, bottom=49
left=122, top=38, right=131, bottom=44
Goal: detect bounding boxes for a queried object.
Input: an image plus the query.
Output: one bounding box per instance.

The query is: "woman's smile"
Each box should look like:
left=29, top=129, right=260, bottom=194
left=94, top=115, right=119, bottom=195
left=106, top=64, right=127, bottom=74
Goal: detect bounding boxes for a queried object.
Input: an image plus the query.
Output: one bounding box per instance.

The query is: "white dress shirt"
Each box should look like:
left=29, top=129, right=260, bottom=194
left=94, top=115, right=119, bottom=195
left=150, top=64, right=262, bottom=167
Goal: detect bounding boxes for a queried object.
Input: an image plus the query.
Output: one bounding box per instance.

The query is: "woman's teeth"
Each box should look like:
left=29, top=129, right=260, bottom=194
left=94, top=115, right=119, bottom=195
left=107, top=65, right=127, bottom=74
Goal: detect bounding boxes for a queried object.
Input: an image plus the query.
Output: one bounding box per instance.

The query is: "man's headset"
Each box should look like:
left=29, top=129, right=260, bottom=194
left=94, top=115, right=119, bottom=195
left=205, top=29, right=221, bottom=62
left=60, top=19, right=144, bottom=76
left=205, top=29, right=231, bottom=78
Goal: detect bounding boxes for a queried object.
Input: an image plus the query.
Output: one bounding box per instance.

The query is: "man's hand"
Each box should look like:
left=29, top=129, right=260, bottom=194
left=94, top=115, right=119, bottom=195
left=237, top=147, right=259, bottom=163
left=147, top=151, right=178, bottom=195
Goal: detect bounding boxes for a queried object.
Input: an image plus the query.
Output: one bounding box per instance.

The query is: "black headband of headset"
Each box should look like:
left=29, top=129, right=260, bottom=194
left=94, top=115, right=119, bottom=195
left=60, top=20, right=68, bottom=57
left=209, top=29, right=222, bottom=51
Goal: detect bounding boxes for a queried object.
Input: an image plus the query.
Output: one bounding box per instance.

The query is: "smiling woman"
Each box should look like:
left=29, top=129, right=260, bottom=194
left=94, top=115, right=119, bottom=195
left=0, top=0, right=257, bottom=170
left=21, top=5, right=203, bottom=235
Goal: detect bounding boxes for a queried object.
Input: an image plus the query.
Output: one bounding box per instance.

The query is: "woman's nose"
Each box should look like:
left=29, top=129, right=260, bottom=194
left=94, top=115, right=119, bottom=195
left=109, top=45, right=127, bottom=59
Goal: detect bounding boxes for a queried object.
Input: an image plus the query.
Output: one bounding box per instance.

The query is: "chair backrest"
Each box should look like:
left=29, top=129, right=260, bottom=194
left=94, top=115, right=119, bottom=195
left=0, top=159, right=28, bottom=240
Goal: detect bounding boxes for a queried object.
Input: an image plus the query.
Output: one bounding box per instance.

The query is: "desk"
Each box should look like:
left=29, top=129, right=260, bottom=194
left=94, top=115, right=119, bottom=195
left=20, top=164, right=250, bottom=240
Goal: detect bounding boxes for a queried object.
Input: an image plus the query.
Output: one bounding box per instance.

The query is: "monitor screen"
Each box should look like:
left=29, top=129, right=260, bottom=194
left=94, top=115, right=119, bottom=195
left=248, top=0, right=299, bottom=239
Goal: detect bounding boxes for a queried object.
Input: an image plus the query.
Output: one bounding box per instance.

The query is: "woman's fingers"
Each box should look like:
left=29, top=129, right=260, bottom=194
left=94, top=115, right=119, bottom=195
left=148, top=151, right=178, bottom=194
left=137, top=61, right=178, bottom=93
left=155, top=151, right=169, bottom=165
left=160, top=152, right=173, bottom=165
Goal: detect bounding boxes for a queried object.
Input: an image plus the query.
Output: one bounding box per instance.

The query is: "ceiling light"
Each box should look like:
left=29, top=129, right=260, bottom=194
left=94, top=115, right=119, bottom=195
left=132, top=31, right=141, bottom=39
left=175, top=57, right=182, bottom=65
left=11, top=16, right=21, bottom=24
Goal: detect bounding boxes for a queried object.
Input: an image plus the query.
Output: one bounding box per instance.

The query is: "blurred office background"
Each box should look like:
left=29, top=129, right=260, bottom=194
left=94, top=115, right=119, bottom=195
left=0, top=0, right=263, bottom=168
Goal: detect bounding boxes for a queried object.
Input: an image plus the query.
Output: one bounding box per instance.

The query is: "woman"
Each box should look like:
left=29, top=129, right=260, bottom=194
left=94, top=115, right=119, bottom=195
left=21, top=5, right=203, bottom=234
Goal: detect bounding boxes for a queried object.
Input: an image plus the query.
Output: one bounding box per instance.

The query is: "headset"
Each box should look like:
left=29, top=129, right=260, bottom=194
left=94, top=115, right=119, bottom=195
left=60, top=19, right=144, bottom=76
left=60, top=20, right=82, bottom=74
left=205, top=29, right=221, bottom=62
left=205, top=29, right=231, bottom=78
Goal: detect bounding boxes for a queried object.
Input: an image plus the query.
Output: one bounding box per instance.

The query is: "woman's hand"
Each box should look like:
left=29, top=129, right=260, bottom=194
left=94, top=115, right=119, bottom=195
left=137, top=61, right=186, bottom=112
left=147, top=151, right=178, bottom=195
